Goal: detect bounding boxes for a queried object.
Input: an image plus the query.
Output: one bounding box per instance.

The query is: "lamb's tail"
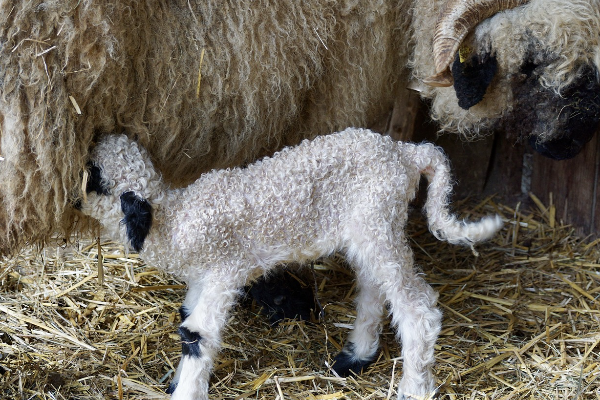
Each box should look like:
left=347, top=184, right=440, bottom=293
left=415, top=143, right=503, bottom=247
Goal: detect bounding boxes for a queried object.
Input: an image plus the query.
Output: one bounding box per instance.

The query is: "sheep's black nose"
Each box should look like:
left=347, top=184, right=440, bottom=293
left=528, top=135, right=593, bottom=161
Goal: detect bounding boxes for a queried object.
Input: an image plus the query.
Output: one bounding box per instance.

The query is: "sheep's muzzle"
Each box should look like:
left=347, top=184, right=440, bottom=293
left=506, top=65, right=600, bottom=160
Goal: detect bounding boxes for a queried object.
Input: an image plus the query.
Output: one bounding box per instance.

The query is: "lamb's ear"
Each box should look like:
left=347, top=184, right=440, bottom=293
left=120, top=191, right=153, bottom=252
left=86, top=162, right=110, bottom=195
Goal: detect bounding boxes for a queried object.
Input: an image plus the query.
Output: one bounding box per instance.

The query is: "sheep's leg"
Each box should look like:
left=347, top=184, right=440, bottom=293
left=348, top=230, right=441, bottom=399
left=382, top=269, right=441, bottom=400
left=166, top=284, right=203, bottom=394
left=169, top=276, right=242, bottom=400
left=332, top=274, right=384, bottom=376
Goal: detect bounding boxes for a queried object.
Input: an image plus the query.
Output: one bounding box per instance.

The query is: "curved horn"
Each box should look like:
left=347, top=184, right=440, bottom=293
left=423, top=0, right=530, bottom=87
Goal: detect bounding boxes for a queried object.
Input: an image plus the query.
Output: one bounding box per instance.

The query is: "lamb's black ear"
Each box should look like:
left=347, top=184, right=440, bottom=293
left=86, top=162, right=110, bottom=195
left=452, top=51, right=497, bottom=110
left=120, top=191, right=153, bottom=252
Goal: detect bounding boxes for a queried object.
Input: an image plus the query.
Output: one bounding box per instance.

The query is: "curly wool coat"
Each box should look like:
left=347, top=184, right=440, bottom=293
left=81, top=129, right=502, bottom=400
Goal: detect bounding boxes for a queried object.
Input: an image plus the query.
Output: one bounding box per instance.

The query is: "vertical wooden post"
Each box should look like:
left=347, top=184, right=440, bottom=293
left=385, top=89, right=422, bottom=142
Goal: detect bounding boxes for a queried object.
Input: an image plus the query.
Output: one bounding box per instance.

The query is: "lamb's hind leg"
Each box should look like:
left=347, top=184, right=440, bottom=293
left=332, top=273, right=384, bottom=376
left=169, top=272, right=243, bottom=400
left=349, top=238, right=441, bottom=399
left=378, top=259, right=442, bottom=400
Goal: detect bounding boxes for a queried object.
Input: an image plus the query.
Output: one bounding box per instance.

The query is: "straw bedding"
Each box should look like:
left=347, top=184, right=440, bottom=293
left=0, top=197, right=599, bottom=399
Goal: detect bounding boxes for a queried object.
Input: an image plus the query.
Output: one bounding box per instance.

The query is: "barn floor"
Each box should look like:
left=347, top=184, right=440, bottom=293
left=0, top=197, right=599, bottom=400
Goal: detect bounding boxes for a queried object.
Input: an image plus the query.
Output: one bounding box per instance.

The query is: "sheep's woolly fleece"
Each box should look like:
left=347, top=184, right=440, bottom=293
left=2, top=0, right=597, bottom=254
left=0, top=0, right=408, bottom=253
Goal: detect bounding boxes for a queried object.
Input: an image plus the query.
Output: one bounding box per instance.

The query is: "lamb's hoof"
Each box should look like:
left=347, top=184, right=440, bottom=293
left=398, top=392, right=438, bottom=400
left=165, top=382, right=177, bottom=394
left=331, top=349, right=376, bottom=377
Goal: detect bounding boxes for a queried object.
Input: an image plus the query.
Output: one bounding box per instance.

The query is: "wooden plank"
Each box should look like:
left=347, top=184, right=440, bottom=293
left=385, top=88, right=421, bottom=142
left=531, top=133, right=600, bottom=236
left=482, top=132, right=526, bottom=201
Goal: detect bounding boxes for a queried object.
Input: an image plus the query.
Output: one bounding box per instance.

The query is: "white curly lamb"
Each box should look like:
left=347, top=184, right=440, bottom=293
left=80, top=129, right=503, bottom=400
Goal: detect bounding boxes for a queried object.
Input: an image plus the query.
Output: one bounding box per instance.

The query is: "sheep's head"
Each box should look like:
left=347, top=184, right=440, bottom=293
left=412, top=0, right=600, bottom=159
left=80, top=134, right=159, bottom=252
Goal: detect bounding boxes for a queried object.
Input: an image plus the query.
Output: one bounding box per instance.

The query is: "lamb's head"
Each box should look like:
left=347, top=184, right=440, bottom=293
left=80, top=134, right=161, bottom=252
left=413, top=0, right=600, bottom=160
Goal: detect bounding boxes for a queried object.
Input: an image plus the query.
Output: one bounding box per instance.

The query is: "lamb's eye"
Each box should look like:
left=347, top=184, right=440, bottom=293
left=86, top=164, right=110, bottom=195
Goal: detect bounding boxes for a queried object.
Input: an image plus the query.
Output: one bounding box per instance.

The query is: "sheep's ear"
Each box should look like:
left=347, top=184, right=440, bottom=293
left=452, top=51, right=497, bottom=110
left=120, top=191, right=153, bottom=252
left=86, top=162, right=110, bottom=195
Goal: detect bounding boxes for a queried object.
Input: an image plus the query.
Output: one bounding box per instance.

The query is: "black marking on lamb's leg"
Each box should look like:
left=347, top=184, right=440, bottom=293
left=165, top=309, right=192, bottom=394
left=86, top=162, right=111, bottom=195
left=452, top=52, right=497, bottom=110
left=120, top=191, right=153, bottom=252
left=178, top=326, right=203, bottom=358
left=165, top=382, right=177, bottom=394
left=179, top=306, right=191, bottom=322
left=332, top=343, right=377, bottom=377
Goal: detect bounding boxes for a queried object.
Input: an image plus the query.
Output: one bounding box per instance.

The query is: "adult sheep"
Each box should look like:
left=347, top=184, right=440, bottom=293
left=414, top=0, right=600, bottom=159
left=0, top=0, right=598, bottom=253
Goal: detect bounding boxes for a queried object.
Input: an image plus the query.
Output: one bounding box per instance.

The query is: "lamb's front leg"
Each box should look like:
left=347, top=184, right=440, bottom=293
left=168, top=274, right=243, bottom=400
left=166, top=285, right=203, bottom=395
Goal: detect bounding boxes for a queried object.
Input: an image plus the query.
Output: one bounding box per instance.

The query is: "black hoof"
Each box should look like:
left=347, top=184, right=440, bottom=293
left=332, top=347, right=376, bottom=377
left=165, top=382, right=177, bottom=394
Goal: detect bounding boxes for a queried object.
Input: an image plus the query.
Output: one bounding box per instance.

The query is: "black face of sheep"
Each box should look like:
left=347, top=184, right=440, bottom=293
left=419, top=0, right=600, bottom=160
left=508, top=64, right=600, bottom=160
left=452, top=52, right=498, bottom=110
left=451, top=53, right=600, bottom=160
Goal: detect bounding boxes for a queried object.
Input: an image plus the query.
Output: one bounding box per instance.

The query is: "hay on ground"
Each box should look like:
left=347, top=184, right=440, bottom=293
left=0, top=197, right=599, bottom=399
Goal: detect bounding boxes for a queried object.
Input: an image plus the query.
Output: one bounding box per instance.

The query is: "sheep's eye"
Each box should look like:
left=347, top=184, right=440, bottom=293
left=519, top=61, right=539, bottom=79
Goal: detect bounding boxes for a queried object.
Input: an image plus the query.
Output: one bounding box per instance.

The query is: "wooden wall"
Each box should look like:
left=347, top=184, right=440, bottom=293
left=380, top=89, right=600, bottom=237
